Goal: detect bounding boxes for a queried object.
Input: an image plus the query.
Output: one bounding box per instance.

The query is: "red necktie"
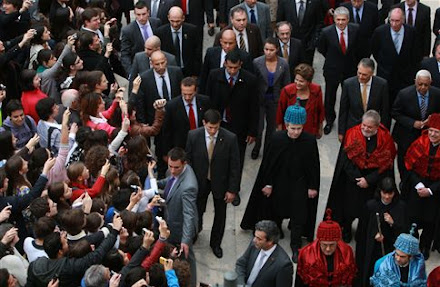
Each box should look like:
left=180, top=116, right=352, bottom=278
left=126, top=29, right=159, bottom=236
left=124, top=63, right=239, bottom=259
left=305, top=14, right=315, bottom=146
left=181, top=0, right=187, bottom=14
left=340, top=31, right=346, bottom=54
left=188, top=103, right=196, bottom=130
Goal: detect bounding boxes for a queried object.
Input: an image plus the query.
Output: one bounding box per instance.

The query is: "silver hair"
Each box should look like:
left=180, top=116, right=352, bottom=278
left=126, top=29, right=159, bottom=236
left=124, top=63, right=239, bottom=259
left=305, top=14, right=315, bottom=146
left=362, top=110, right=381, bottom=126
left=334, top=6, right=350, bottom=19
left=61, top=89, right=79, bottom=108
left=415, top=69, right=432, bottom=81
left=84, top=265, right=108, bottom=287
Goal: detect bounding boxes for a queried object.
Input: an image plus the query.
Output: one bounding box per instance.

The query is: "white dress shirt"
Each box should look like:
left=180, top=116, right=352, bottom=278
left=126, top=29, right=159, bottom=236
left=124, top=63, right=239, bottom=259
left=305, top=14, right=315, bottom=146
left=153, top=70, right=171, bottom=99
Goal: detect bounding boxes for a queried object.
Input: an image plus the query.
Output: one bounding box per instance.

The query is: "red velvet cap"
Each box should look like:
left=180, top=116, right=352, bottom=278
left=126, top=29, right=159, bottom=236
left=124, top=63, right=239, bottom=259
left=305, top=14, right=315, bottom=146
left=428, top=113, right=440, bottom=130
left=317, top=209, right=342, bottom=241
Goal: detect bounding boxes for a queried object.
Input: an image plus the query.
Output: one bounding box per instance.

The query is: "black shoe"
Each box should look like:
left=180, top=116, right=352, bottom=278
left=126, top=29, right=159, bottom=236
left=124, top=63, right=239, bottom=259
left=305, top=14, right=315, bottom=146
left=323, top=124, right=333, bottom=135
left=212, top=246, right=223, bottom=258
left=251, top=147, right=259, bottom=159
left=292, top=250, right=299, bottom=263
left=232, top=193, right=241, bottom=206
left=208, top=27, right=215, bottom=36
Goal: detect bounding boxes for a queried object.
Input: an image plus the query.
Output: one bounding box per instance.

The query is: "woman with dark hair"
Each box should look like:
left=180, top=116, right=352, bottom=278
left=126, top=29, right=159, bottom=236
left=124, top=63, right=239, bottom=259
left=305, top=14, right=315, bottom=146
left=124, top=135, right=151, bottom=184
left=29, top=24, right=52, bottom=69
left=355, top=177, right=409, bottom=286
left=20, top=69, right=47, bottom=122
left=0, top=130, right=39, bottom=162
left=78, top=70, right=118, bottom=108
left=5, top=155, right=31, bottom=196
left=57, top=51, right=83, bottom=91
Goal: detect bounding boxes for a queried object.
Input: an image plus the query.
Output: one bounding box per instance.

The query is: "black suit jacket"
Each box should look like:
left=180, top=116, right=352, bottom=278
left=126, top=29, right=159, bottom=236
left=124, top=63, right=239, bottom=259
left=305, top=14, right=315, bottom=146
left=341, top=1, right=378, bottom=60
left=206, top=67, right=259, bottom=138
left=394, top=2, right=431, bottom=61
left=214, top=25, right=264, bottom=60
left=186, top=127, right=241, bottom=198
left=173, top=0, right=214, bottom=27
left=156, top=23, right=202, bottom=77
left=162, top=94, right=211, bottom=152
left=120, top=18, right=162, bottom=74
left=318, top=23, right=359, bottom=78
left=420, top=57, right=440, bottom=89
left=136, top=67, right=184, bottom=124
left=277, top=37, right=305, bottom=81
left=392, top=85, right=440, bottom=150
left=276, top=0, right=325, bottom=51
left=434, top=7, right=440, bottom=38
left=338, top=75, right=390, bottom=135
left=371, top=24, right=416, bottom=93
left=218, top=0, right=239, bottom=23
left=146, top=0, right=174, bottom=25
left=198, top=46, right=253, bottom=94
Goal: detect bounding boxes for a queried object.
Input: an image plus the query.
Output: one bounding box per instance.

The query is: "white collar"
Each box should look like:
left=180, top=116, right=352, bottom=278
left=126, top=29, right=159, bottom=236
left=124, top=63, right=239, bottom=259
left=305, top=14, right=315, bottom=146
left=43, top=120, right=62, bottom=129
left=89, top=114, right=107, bottom=124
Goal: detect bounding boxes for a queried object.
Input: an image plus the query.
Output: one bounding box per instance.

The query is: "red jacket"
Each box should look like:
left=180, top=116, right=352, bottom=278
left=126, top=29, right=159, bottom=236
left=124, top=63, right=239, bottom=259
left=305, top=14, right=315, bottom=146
left=70, top=175, right=106, bottom=201
left=21, top=89, right=48, bottom=123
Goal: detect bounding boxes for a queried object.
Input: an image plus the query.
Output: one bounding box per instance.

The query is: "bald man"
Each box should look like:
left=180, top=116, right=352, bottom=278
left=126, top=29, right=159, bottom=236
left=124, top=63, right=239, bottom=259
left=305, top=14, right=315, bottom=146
left=156, top=6, right=202, bottom=77
left=199, top=29, right=253, bottom=94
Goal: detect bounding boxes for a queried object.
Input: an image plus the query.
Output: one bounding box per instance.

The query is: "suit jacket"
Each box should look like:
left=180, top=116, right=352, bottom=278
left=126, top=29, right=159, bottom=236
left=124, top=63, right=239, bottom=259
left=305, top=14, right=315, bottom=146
left=173, top=0, right=214, bottom=27
left=145, top=0, right=174, bottom=25
left=158, top=165, right=198, bottom=245
left=371, top=24, right=416, bottom=93
left=186, top=127, right=241, bottom=198
left=129, top=50, right=177, bottom=80
left=218, top=0, right=239, bottom=23
left=232, top=2, right=272, bottom=41
left=136, top=66, right=184, bottom=124
left=276, top=0, right=325, bottom=51
left=318, top=23, right=359, bottom=78
left=162, top=94, right=211, bottom=152
left=420, top=57, right=440, bottom=89
left=434, top=7, right=440, bottom=38
left=236, top=242, right=293, bottom=287
left=214, top=24, right=264, bottom=59
left=206, top=67, right=259, bottom=137
left=156, top=23, right=202, bottom=76
left=391, top=85, right=440, bottom=150
left=338, top=75, right=390, bottom=135
left=120, top=18, right=162, bottom=74
left=394, top=2, right=431, bottom=61
left=198, top=46, right=253, bottom=94
left=341, top=1, right=379, bottom=60
left=277, top=37, right=304, bottom=81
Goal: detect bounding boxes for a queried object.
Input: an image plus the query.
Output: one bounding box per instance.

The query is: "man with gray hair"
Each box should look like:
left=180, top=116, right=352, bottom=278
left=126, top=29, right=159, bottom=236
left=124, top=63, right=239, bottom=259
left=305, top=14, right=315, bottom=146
left=392, top=69, right=440, bottom=178
left=318, top=6, right=360, bottom=135
left=236, top=220, right=293, bottom=286
left=84, top=264, right=119, bottom=287
left=55, top=89, right=81, bottom=125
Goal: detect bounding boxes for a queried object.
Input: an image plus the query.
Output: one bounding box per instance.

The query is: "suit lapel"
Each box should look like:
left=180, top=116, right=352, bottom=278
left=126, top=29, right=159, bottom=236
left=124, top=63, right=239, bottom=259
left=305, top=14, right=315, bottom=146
left=195, top=96, right=204, bottom=127
left=353, top=81, right=363, bottom=110
left=332, top=27, right=344, bottom=55
left=367, top=78, right=377, bottom=109
left=254, top=248, right=277, bottom=282
left=272, top=59, right=285, bottom=84
left=167, top=170, right=184, bottom=201
left=291, top=0, right=298, bottom=23
left=177, top=98, right=190, bottom=128
left=211, top=129, right=224, bottom=161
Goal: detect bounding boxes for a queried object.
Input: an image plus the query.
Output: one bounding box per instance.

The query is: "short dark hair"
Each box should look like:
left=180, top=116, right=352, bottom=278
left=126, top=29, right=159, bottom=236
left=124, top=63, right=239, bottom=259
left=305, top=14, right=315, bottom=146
left=181, top=77, right=197, bottom=87
left=21, top=69, right=37, bottom=91
left=82, top=7, right=99, bottom=24
left=203, top=109, right=221, bottom=124
left=3, top=0, right=22, bottom=9
left=255, top=220, right=280, bottom=244
left=125, top=267, right=147, bottom=287
left=33, top=216, right=56, bottom=239
left=167, top=147, right=186, bottom=162
left=225, top=49, right=241, bottom=64
left=36, top=98, right=56, bottom=121
left=29, top=196, right=50, bottom=220
left=103, top=248, right=124, bottom=272
left=6, top=99, right=23, bottom=116
left=294, top=63, right=314, bottom=82
left=36, top=49, right=54, bottom=66
left=78, top=31, right=96, bottom=51
left=264, top=37, right=280, bottom=50
left=43, top=232, right=62, bottom=259
left=230, top=6, right=246, bottom=18
left=358, top=58, right=375, bottom=71
left=134, top=0, right=148, bottom=10
left=60, top=208, right=85, bottom=235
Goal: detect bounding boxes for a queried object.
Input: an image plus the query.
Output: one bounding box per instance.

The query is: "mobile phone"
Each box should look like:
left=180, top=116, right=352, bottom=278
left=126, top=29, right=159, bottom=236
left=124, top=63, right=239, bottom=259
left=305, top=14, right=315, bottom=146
left=199, top=283, right=211, bottom=287
left=72, top=33, right=78, bottom=40
left=142, top=228, right=149, bottom=235
left=72, top=202, right=83, bottom=209
left=159, top=256, right=167, bottom=265
left=130, top=185, right=139, bottom=193
left=158, top=198, right=166, bottom=206
left=155, top=216, right=163, bottom=223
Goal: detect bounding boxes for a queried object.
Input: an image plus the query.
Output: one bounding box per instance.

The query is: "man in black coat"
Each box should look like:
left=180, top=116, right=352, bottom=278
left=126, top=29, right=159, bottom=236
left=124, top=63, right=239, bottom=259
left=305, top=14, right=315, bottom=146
left=186, top=109, right=240, bottom=258
left=341, top=0, right=379, bottom=62
left=420, top=41, right=440, bottom=88
left=162, top=77, right=211, bottom=154
left=391, top=69, right=440, bottom=178
left=338, top=58, right=390, bottom=141
left=206, top=50, right=259, bottom=171
left=146, top=0, right=174, bottom=24
left=156, top=7, right=202, bottom=77
left=371, top=7, right=416, bottom=109
left=275, top=21, right=304, bottom=82
left=318, top=6, right=359, bottom=135
left=434, top=7, right=440, bottom=40
left=276, top=0, right=325, bottom=65
left=173, top=0, right=214, bottom=42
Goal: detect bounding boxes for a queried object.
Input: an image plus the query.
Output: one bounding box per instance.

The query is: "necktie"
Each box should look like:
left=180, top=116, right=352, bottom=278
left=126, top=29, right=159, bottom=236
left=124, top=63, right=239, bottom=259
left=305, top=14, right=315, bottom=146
left=355, top=8, right=361, bottom=24
left=188, top=103, right=196, bottom=130
left=151, top=0, right=159, bottom=18
left=298, top=0, right=305, bottom=26
left=174, top=30, right=181, bottom=67
left=361, top=83, right=368, bottom=111
left=282, top=44, right=289, bottom=59
left=207, top=136, right=215, bottom=180
left=181, top=0, right=187, bottom=14
left=141, top=25, right=149, bottom=42
left=407, top=8, right=413, bottom=26
left=161, top=75, right=169, bottom=100
left=393, top=32, right=400, bottom=53
left=420, top=94, right=427, bottom=120
left=247, top=252, right=267, bottom=286
left=239, top=33, right=246, bottom=51
left=163, top=176, right=175, bottom=199
left=340, top=31, right=346, bottom=54
left=250, top=9, right=256, bottom=24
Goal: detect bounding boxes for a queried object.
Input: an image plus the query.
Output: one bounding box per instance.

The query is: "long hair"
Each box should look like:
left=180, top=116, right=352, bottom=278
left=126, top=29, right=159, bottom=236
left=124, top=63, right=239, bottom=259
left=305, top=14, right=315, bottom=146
left=80, top=92, right=102, bottom=125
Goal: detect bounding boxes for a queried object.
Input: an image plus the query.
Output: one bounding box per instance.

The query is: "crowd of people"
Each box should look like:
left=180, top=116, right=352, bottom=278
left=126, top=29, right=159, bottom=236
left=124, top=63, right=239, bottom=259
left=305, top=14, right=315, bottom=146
left=0, top=0, right=439, bottom=286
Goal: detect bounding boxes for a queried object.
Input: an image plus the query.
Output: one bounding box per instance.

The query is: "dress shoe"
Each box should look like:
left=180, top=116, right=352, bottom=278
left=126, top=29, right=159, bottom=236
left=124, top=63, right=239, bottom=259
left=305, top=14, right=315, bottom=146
left=208, top=27, right=215, bottom=36
left=323, top=124, right=333, bottom=135
left=292, top=250, right=299, bottom=263
left=251, top=147, right=259, bottom=159
left=212, top=246, right=223, bottom=258
left=232, top=193, right=241, bottom=206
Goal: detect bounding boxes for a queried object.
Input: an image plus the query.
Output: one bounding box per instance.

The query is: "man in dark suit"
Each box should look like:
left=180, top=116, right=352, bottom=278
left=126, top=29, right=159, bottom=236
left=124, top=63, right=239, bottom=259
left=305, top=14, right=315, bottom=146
left=162, top=77, right=211, bottom=154
left=219, top=0, right=239, bottom=27
left=186, top=109, right=240, bottom=258
left=199, top=29, right=253, bottom=94
left=318, top=6, right=359, bottom=135
left=371, top=7, right=416, bottom=110
left=232, top=0, right=272, bottom=41
left=236, top=220, right=293, bottom=286
left=434, top=7, right=440, bottom=40
left=206, top=50, right=259, bottom=171
left=421, top=41, right=440, bottom=89
left=173, top=0, right=214, bottom=42
left=120, top=1, right=161, bottom=75
left=146, top=0, right=174, bottom=24
left=158, top=147, right=198, bottom=287
left=338, top=58, right=390, bottom=141
left=276, top=0, right=325, bottom=65
left=275, top=21, right=304, bottom=81
left=341, top=0, right=379, bottom=62
left=393, top=0, right=431, bottom=62
left=156, top=7, right=202, bottom=77
left=392, top=69, right=440, bottom=178
left=214, top=6, right=264, bottom=60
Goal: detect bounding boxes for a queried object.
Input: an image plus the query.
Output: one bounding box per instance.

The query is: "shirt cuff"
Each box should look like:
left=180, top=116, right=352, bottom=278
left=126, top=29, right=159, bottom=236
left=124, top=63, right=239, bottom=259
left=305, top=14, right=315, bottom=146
left=69, top=133, right=76, bottom=139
